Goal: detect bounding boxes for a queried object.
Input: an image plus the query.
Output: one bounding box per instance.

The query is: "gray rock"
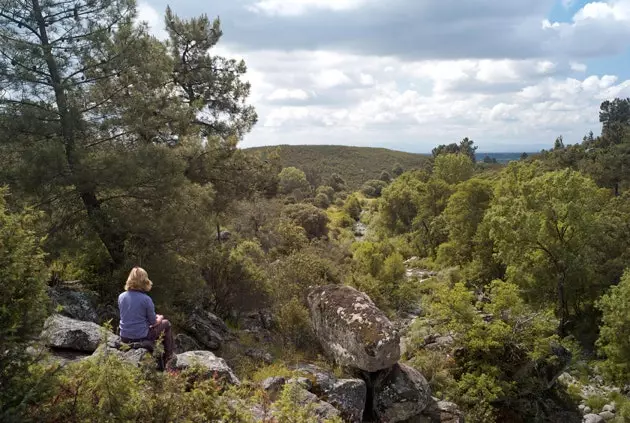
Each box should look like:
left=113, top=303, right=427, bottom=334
left=261, top=376, right=287, bottom=401
left=307, top=285, right=400, bottom=372
left=47, top=286, right=99, bottom=323
left=41, top=314, right=115, bottom=352
left=186, top=309, right=232, bottom=350
left=373, top=363, right=431, bottom=423
left=602, top=404, right=615, bottom=413
left=294, top=388, right=342, bottom=421
left=599, top=411, right=615, bottom=421
left=174, top=333, right=201, bottom=354
left=288, top=376, right=314, bottom=391
left=584, top=407, right=592, bottom=414
left=409, top=397, right=465, bottom=422
left=326, top=378, right=367, bottom=423
left=425, top=335, right=455, bottom=351
left=245, top=348, right=273, bottom=364
left=583, top=414, right=604, bottom=423
left=92, top=344, right=153, bottom=366
left=171, top=350, right=240, bottom=385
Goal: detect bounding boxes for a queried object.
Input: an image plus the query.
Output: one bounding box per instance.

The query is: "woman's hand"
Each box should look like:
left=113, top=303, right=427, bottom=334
left=151, top=314, right=164, bottom=328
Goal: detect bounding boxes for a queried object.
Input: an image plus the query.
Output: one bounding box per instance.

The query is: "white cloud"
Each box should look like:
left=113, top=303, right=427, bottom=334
left=136, top=2, right=168, bottom=40
left=248, top=0, right=368, bottom=16
left=312, top=69, right=352, bottom=89
left=267, top=88, right=310, bottom=101
left=570, top=62, right=588, bottom=72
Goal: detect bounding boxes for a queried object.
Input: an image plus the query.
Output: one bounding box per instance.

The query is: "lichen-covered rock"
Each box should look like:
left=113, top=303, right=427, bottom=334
left=41, top=314, right=115, bottom=352
left=373, top=363, right=431, bottom=423
left=47, top=286, right=99, bottom=323
left=326, top=378, right=367, bottom=423
left=172, top=350, right=240, bottom=385
left=307, top=285, right=400, bottom=372
left=186, top=309, right=233, bottom=350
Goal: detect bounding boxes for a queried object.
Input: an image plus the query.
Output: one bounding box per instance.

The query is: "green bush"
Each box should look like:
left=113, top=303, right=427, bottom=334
left=0, top=189, right=52, bottom=421
left=314, top=193, right=331, bottom=209
left=282, top=203, right=330, bottom=239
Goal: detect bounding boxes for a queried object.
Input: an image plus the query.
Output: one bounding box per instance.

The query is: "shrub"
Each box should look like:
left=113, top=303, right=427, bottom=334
left=361, top=180, right=388, bottom=198
left=343, top=194, right=362, bottom=221
left=0, top=189, right=52, bottom=421
left=282, top=203, right=329, bottom=239
left=314, top=193, right=331, bottom=209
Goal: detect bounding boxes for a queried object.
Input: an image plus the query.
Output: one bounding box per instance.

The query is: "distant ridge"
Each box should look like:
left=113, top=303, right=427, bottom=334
left=245, top=144, right=430, bottom=189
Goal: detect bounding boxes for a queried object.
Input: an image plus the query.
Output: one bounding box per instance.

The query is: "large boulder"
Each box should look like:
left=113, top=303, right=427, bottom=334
left=186, top=308, right=233, bottom=350
left=174, top=333, right=201, bottom=354
left=92, top=344, right=153, bottom=367
left=171, top=350, right=240, bottom=385
left=47, top=286, right=99, bottom=323
left=41, top=314, right=116, bottom=352
left=307, top=285, right=400, bottom=372
left=372, top=363, right=432, bottom=423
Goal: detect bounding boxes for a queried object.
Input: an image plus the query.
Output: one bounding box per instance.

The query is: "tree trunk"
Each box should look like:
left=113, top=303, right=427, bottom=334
left=32, top=0, right=126, bottom=267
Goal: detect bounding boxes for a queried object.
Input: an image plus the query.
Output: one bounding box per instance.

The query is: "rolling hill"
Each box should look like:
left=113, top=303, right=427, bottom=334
left=245, top=144, right=430, bottom=190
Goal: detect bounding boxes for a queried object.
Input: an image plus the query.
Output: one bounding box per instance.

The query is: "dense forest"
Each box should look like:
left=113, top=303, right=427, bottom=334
left=245, top=145, right=430, bottom=190
left=3, top=1, right=630, bottom=423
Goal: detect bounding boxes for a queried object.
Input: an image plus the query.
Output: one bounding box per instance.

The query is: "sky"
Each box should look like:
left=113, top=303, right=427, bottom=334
left=137, top=0, right=630, bottom=153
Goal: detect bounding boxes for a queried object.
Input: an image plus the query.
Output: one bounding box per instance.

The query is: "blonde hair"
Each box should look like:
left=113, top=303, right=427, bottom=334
left=125, top=267, right=153, bottom=292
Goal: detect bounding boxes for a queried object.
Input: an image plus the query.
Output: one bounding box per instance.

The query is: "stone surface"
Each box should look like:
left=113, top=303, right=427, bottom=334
left=92, top=344, right=153, bottom=366
left=307, top=285, right=400, bottom=372
left=261, top=376, right=287, bottom=401
left=602, top=404, right=615, bottom=413
left=245, top=348, right=273, bottom=364
left=408, top=397, right=466, bottom=423
left=47, top=286, right=99, bottom=322
left=583, top=414, right=605, bottom=423
left=171, top=350, right=240, bottom=385
left=326, top=378, right=367, bottom=423
left=41, top=314, right=115, bottom=352
left=373, top=363, right=432, bottom=423
left=186, top=309, right=233, bottom=350
left=174, top=333, right=201, bottom=354
left=599, top=411, right=615, bottom=421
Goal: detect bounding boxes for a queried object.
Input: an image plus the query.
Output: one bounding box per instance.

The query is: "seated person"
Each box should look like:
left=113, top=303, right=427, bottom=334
left=118, top=267, right=174, bottom=365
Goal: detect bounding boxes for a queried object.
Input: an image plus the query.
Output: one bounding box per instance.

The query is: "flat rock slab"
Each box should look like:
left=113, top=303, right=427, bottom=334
left=307, top=285, right=400, bottom=372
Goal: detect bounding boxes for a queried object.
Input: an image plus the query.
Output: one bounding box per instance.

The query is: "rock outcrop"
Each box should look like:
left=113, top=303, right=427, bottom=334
left=47, top=286, right=99, bottom=323
left=372, top=363, right=432, bottom=422
left=171, top=350, right=240, bottom=385
left=186, top=308, right=233, bottom=350
left=408, top=397, right=466, bottom=422
left=293, top=364, right=367, bottom=423
left=307, top=285, right=400, bottom=372
left=41, top=314, right=115, bottom=353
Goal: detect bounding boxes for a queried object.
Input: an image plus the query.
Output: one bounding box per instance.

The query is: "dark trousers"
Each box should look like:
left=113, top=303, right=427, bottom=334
left=148, top=319, right=174, bottom=361
left=122, top=319, right=174, bottom=362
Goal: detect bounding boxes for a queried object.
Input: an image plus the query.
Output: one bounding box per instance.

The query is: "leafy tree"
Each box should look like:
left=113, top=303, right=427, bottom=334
left=315, top=185, right=335, bottom=202
left=484, top=164, right=612, bottom=336
left=553, top=135, right=565, bottom=150
left=379, top=173, right=424, bottom=234
left=433, top=154, right=474, bottom=185
left=0, top=189, right=51, bottom=420
left=328, top=173, right=346, bottom=192
left=392, top=162, right=404, bottom=177
left=361, top=179, right=388, bottom=198
left=433, top=137, right=478, bottom=163
left=482, top=155, right=497, bottom=164
left=520, top=152, right=529, bottom=161
left=313, top=193, right=330, bottom=209
left=379, top=170, right=392, bottom=183
left=437, top=179, right=493, bottom=266
left=417, top=279, right=561, bottom=422
left=597, top=269, right=630, bottom=384
left=282, top=203, right=329, bottom=239
left=600, top=98, right=630, bottom=144
left=0, top=2, right=257, bottom=276
left=278, top=166, right=310, bottom=196
left=343, top=194, right=362, bottom=221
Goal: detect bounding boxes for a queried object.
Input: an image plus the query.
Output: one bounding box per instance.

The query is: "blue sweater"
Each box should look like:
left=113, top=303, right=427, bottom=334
left=118, top=290, right=157, bottom=340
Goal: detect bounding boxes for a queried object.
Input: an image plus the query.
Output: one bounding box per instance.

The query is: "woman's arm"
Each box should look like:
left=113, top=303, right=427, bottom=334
left=146, top=295, right=157, bottom=326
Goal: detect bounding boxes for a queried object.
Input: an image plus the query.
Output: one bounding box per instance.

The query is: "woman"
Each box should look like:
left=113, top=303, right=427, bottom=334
left=118, top=267, right=174, bottom=365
